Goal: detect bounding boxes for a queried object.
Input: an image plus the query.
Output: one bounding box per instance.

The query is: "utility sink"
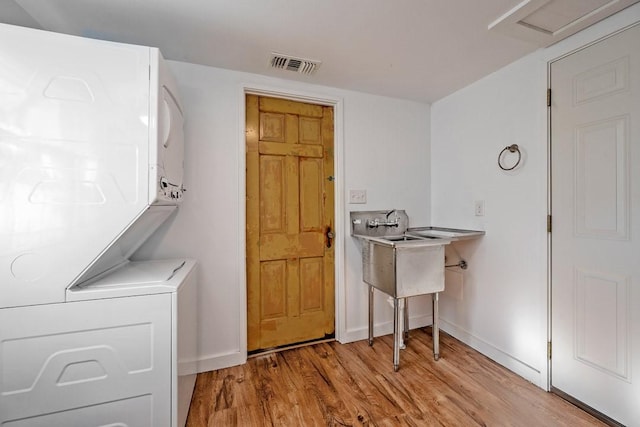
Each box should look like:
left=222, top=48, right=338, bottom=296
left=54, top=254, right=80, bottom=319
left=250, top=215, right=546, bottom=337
left=351, top=210, right=450, bottom=371
left=351, top=211, right=450, bottom=298
left=351, top=210, right=486, bottom=371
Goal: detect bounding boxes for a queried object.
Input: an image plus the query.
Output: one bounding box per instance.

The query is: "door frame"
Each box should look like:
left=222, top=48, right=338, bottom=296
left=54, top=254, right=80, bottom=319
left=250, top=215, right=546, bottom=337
left=545, top=14, right=640, bottom=391
left=237, top=84, right=345, bottom=361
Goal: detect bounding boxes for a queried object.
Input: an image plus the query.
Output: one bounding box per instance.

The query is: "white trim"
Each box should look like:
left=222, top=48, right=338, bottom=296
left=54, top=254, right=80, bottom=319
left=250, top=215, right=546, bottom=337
left=531, top=52, right=552, bottom=393
left=440, top=319, right=546, bottom=388
left=342, top=313, right=433, bottom=344
left=237, top=83, right=346, bottom=360
left=197, top=350, right=246, bottom=373
left=545, top=54, right=553, bottom=393
left=237, top=90, right=248, bottom=366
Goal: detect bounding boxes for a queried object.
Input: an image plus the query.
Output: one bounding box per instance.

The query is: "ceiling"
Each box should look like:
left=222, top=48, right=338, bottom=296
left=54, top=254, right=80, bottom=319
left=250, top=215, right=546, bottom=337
left=0, top=1, right=633, bottom=103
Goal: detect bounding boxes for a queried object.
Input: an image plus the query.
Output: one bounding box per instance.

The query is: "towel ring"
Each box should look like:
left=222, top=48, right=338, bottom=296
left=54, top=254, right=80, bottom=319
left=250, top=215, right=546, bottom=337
left=498, top=144, right=521, bottom=171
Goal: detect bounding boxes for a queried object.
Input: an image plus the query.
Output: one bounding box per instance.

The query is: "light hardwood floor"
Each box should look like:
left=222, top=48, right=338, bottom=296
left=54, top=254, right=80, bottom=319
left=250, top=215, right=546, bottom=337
left=187, top=329, right=605, bottom=426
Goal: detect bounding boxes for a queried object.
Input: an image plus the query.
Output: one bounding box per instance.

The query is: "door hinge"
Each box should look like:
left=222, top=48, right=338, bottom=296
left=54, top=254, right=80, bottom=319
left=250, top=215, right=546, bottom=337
left=547, top=215, right=552, bottom=233
left=547, top=341, right=552, bottom=359
left=547, top=88, right=551, bottom=107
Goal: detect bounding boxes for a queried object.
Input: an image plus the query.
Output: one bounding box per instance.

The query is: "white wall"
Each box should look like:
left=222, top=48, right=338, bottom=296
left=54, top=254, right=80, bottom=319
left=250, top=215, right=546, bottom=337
left=134, top=63, right=432, bottom=371
left=430, top=4, right=640, bottom=388
left=431, top=53, right=548, bottom=387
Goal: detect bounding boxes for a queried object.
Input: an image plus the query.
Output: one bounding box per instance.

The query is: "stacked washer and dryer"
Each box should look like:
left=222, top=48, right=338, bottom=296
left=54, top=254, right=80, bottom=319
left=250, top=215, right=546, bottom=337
left=0, top=24, right=197, bottom=426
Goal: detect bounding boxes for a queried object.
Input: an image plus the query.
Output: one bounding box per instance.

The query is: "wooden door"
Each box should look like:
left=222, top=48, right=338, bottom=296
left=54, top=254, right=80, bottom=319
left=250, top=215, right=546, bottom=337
left=550, top=24, right=640, bottom=425
left=246, top=95, right=335, bottom=351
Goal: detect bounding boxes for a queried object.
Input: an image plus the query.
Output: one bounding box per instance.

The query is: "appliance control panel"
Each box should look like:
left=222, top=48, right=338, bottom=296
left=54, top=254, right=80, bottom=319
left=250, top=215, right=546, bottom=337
left=159, top=177, right=184, bottom=200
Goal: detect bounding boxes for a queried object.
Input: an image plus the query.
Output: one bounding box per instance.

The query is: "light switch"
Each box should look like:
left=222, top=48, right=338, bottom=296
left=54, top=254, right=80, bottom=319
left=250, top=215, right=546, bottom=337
left=349, top=190, right=367, bottom=204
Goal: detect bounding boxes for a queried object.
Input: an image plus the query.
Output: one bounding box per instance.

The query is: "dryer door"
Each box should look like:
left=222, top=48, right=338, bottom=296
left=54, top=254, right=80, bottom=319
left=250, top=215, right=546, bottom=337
left=156, top=86, right=185, bottom=204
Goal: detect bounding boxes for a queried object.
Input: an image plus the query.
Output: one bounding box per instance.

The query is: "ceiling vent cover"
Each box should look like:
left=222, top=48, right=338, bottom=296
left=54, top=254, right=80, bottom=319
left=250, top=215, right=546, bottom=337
left=489, top=0, right=640, bottom=47
left=269, top=53, right=321, bottom=75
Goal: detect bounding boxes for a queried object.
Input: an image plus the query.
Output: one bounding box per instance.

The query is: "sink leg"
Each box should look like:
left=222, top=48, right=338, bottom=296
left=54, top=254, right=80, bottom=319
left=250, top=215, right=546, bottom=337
left=393, top=297, right=400, bottom=371
left=399, top=298, right=406, bottom=350
left=403, top=297, right=410, bottom=342
left=432, top=292, right=440, bottom=361
left=368, top=285, right=374, bottom=346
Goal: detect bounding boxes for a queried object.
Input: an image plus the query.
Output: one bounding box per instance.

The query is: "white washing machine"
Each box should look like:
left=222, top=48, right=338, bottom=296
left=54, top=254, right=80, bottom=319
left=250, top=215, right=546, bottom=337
left=0, top=24, right=197, bottom=426
left=0, top=259, right=197, bottom=427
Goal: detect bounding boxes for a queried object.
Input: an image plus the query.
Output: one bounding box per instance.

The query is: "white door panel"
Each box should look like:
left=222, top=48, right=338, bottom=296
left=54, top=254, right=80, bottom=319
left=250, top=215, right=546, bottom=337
left=551, top=23, right=640, bottom=426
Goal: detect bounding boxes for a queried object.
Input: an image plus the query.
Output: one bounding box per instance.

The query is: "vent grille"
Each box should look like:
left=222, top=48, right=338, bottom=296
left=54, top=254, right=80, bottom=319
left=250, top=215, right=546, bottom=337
left=270, top=53, right=321, bottom=75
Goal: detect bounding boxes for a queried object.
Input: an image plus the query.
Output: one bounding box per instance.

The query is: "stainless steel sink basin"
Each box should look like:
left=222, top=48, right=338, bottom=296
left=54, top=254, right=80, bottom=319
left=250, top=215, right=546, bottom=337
left=353, top=234, right=439, bottom=244
left=383, top=235, right=423, bottom=242
left=361, top=236, right=448, bottom=298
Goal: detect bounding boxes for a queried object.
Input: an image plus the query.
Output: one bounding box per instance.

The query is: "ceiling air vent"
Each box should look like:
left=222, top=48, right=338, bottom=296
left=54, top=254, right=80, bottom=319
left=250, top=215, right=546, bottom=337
left=269, top=53, right=321, bottom=76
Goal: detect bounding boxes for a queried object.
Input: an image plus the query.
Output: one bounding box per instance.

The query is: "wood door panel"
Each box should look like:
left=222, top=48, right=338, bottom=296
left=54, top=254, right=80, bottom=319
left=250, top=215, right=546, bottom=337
left=258, top=315, right=327, bottom=349
left=286, top=258, right=301, bottom=318
left=300, top=158, right=323, bottom=232
left=259, top=233, right=325, bottom=261
left=247, top=94, right=334, bottom=351
left=322, top=244, right=335, bottom=332
left=259, top=97, right=323, bottom=117
left=259, top=112, right=285, bottom=142
left=299, top=117, right=322, bottom=144
left=258, top=257, right=327, bottom=348
left=299, top=257, right=324, bottom=313
left=258, top=141, right=323, bottom=157
left=259, top=155, right=286, bottom=233
left=260, top=260, right=287, bottom=320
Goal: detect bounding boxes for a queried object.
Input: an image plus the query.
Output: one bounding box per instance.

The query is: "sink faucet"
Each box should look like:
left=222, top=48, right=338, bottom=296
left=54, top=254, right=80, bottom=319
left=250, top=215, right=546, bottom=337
left=385, top=209, right=399, bottom=227
left=367, top=210, right=400, bottom=228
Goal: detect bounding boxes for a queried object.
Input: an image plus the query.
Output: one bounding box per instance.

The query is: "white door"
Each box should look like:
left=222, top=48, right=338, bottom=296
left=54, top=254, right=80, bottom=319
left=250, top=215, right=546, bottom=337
left=550, top=24, right=640, bottom=426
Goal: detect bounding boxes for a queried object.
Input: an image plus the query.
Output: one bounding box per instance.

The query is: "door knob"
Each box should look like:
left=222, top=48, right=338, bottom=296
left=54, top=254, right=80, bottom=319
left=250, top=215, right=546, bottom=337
left=326, top=226, right=335, bottom=248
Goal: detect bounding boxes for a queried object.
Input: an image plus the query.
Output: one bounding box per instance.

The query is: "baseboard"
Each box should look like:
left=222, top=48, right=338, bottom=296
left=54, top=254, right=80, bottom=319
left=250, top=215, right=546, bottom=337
left=439, top=318, right=545, bottom=388
left=340, top=314, right=433, bottom=344
left=196, top=350, right=246, bottom=373
left=194, top=316, right=545, bottom=390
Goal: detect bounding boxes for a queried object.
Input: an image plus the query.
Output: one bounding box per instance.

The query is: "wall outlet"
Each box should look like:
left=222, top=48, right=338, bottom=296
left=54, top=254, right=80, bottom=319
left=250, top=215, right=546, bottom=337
left=349, top=189, right=367, bottom=204
left=474, top=200, right=485, bottom=216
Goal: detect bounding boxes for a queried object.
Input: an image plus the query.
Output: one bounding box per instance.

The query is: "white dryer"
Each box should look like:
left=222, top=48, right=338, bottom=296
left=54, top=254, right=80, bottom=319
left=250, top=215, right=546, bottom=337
left=0, top=23, right=186, bottom=309
left=0, top=24, right=197, bottom=427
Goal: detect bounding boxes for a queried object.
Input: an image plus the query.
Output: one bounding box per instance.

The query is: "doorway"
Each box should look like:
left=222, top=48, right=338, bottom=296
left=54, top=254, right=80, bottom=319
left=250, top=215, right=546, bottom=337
left=550, top=23, right=640, bottom=426
left=245, top=94, right=335, bottom=353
